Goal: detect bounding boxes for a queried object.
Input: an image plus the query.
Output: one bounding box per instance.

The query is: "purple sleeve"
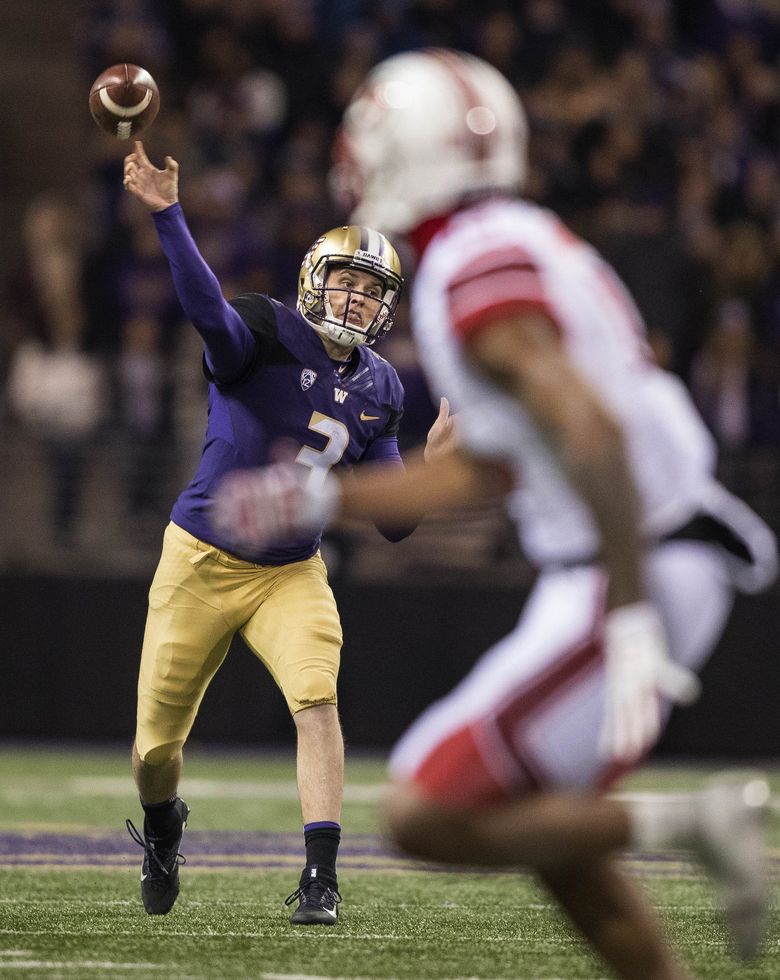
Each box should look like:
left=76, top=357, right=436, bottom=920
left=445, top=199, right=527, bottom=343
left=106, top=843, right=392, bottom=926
left=359, top=436, right=418, bottom=541
left=153, top=203, right=255, bottom=382
left=361, top=435, right=404, bottom=465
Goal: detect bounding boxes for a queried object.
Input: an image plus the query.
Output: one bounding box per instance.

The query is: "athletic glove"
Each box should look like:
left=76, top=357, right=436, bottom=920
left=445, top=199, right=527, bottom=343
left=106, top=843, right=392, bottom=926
left=211, top=463, right=341, bottom=550
left=598, top=601, right=701, bottom=765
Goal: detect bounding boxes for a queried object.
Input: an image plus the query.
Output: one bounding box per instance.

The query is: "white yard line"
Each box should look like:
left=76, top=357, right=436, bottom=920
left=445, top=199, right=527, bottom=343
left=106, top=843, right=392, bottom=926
left=0, top=777, right=383, bottom=803
left=261, top=975, right=612, bottom=980
left=2, top=779, right=778, bottom=810
left=0, top=961, right=160, bottom=971
left=0, top=929, right=581, bottom=943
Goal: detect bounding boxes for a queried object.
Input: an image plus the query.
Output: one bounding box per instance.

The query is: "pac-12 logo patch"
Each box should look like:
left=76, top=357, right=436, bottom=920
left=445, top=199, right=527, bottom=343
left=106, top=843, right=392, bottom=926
left=300, top=368, right=317, bottom=391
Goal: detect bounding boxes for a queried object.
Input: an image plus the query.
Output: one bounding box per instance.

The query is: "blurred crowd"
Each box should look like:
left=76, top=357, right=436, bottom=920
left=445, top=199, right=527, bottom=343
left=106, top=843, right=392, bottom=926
left=3, top=0, right=780, bottom=567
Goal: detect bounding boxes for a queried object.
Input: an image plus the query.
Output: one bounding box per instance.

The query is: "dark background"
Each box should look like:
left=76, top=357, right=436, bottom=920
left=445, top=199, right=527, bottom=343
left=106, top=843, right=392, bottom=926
left=4, top=574, right=778, bottom=757
left=1, top=2, right=779, bottom=760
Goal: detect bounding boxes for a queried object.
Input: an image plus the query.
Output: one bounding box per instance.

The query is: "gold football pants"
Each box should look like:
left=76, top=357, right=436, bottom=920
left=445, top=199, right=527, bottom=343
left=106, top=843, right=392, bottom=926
left=135, top=522, right=342, bottom=764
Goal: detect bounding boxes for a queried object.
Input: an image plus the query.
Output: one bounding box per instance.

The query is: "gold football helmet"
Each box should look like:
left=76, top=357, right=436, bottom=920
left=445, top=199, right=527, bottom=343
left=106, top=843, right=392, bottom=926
left=297, top=225, right=403, bottom=347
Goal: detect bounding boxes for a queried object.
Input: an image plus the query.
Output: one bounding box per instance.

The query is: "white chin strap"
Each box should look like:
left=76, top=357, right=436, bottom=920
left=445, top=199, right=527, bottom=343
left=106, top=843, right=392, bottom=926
left=323, top=322, right=364, bottom=347
left=320, top=292, right=368, bottom=347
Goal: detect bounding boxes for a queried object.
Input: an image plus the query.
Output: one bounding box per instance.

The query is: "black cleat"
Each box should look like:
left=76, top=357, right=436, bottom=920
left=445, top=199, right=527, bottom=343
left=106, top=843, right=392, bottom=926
left=126, top=798, right=190, bottom=915
left=285, top=873, right=342, bottom=925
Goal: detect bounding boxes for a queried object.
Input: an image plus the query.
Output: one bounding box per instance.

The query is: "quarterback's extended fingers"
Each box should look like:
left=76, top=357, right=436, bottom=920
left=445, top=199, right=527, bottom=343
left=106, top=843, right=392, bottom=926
left=134, top=140, right=154, bottom=167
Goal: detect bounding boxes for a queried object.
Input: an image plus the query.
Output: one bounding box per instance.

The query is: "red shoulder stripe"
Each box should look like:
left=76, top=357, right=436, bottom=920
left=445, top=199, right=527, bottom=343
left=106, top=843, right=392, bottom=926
left=447, top=246, right=558, bottom=341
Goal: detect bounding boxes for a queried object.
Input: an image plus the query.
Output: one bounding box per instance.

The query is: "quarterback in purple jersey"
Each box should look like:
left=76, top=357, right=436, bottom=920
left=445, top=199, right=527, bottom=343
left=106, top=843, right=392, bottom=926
left=170, top=242, right=410, bottom=565
left=121, top=141, right=452, bottom=925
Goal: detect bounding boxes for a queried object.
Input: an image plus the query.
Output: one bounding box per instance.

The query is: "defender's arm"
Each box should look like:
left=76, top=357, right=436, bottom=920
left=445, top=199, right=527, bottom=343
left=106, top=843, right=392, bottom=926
left=466, top=311, right=645, bottom=611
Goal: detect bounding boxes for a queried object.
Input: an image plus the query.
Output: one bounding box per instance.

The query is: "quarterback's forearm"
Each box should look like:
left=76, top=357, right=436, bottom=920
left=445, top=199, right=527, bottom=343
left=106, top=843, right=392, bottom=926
left=153, top=203, right=254, bottom=378
left=371, top=467, right=420, bottom=541
left=359, top=442, right=419, bottom=540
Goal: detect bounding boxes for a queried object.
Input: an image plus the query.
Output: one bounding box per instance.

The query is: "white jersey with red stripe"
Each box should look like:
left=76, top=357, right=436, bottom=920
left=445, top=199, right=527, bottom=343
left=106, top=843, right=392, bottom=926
left=411, top=197, right=718, bottom=567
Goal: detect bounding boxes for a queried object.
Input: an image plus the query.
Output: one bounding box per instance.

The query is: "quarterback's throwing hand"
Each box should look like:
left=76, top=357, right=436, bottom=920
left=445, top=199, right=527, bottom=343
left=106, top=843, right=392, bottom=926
left=211, top=463, right=340, bottom=550
left=598, top=602, right=701, bottom=765
left=123, top=141, right=179, bottom=213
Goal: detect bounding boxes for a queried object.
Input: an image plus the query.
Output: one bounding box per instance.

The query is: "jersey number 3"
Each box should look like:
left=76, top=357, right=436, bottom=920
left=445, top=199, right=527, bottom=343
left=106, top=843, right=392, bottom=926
left=295, top=411, right=349, bottom=489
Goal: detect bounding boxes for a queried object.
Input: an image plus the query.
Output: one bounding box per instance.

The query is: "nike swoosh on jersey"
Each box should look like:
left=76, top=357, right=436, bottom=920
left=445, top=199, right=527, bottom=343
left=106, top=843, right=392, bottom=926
left=360, top=411, right=380, bottom=421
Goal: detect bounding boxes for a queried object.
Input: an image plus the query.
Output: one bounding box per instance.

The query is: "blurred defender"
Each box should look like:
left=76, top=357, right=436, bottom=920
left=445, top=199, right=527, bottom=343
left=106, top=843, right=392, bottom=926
left=213, top=51, right=777, bottom=978
left=121, top=142, right=451, bottom=923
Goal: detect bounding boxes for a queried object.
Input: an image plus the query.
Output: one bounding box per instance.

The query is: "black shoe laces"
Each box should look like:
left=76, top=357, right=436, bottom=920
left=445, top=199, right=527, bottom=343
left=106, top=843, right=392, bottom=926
left=126, top=818, right=186, bottom=878
left=284, top=879, right=342, bottom=907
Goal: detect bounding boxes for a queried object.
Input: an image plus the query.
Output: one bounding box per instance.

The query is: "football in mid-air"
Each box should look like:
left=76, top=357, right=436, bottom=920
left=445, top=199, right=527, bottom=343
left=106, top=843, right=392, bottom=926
left=89, top=64, right=160, bottom=140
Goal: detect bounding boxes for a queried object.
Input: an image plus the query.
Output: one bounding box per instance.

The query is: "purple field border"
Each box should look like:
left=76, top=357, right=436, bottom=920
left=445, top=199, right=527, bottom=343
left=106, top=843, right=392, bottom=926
left=4, top=830, right=773, bottom=878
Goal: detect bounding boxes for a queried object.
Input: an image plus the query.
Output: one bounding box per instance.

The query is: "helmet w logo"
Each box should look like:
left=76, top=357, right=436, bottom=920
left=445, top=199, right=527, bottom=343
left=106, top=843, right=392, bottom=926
left=300, top=369, right=317, bottom=391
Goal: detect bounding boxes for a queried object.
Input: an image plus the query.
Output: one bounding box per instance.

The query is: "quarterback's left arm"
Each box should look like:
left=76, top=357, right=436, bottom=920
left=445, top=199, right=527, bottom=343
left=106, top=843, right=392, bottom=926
left=423, top=397, right=457, bottom=463
left=360, top=396, right=458, bottom=540
left=357, top=433, right=414, bottom=540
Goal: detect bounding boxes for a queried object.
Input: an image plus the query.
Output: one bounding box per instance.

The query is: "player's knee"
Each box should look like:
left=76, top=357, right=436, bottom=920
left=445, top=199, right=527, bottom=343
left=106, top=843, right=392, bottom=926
left=136, top=739, right=184, bottom=767
left=135, top=690, right=198, bottom=761
left=285, top=667, right=337, bottom=713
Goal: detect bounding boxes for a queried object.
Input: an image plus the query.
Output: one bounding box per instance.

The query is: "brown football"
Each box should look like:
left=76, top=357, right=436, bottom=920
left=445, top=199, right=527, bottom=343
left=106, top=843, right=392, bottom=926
left=89, top=64, right=160, bottom=140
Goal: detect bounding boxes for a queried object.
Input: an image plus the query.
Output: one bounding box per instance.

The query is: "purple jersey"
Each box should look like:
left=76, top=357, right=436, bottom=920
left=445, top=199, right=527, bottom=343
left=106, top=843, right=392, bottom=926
left=172, top=295, right=405, bottom=562
left=153, top=204, right=406, bottom=564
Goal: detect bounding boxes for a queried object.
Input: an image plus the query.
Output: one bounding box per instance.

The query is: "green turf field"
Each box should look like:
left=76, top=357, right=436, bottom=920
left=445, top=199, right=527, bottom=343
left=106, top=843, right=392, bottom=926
left=0, top=745, right=778, bottom=979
